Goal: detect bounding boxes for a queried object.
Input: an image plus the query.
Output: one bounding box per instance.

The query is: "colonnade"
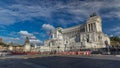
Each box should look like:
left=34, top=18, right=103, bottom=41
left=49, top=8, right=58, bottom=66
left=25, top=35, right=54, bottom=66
left=85, top=23, right=96, bottom=32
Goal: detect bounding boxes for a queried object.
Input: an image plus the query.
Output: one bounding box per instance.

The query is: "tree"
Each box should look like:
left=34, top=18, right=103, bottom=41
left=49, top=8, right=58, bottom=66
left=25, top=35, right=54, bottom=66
left=0, top=42, right=8, bottom=46
left=110, top=36, right=120, bottom=47
left=110, top=36, right=120, bottom=42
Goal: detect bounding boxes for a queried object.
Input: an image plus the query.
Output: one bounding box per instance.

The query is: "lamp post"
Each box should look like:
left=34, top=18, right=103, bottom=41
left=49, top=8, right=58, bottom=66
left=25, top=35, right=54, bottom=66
left=64, top=44, right=66, bottom=52
left=116, top=44, right=119, bottom=55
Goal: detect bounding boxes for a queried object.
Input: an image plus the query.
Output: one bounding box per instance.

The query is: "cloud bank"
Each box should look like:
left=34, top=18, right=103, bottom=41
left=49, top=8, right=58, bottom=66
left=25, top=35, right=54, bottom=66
left=19, top=30, right=43, bottom=44
left=0, top=0, right=120, bottom=25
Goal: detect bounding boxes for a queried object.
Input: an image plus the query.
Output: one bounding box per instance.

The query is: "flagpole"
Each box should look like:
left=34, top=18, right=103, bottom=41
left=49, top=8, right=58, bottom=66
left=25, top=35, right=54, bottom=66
left=49, top=30, right=52, bottom=39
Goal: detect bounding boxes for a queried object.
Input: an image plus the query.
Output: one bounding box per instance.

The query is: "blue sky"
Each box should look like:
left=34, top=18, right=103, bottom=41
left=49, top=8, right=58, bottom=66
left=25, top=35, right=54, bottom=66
left=0, top=0, right=120, bottom=44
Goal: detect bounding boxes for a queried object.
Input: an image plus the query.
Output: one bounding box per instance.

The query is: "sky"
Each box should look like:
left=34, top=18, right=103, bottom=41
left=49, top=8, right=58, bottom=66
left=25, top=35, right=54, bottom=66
left=0, top=0, right=120, bottom=45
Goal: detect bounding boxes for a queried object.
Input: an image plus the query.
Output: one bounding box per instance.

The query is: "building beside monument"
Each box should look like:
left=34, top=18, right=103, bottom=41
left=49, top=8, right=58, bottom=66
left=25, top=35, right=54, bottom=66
left=44, top=14, right=110, bottom=52
left=8, top=42, right=14, bottom=51
left=23, top=37, right=40, bottom=52
left=24, top=37, right=31, bottom=52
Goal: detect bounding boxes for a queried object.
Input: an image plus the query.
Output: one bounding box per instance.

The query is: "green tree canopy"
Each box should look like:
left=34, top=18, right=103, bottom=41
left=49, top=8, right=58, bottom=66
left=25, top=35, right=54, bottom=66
left=110, top=36, right=120, bottom=42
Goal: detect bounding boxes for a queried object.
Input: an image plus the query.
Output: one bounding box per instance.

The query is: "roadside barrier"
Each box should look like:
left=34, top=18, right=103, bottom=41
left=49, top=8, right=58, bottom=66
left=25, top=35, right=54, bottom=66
left=77, top=51, right=84, bottom=55
left=83, top=51, right=91, bottom=56
left=77, top=51, right=91, bottom=56
left=10, top=51, right=91, bottom=56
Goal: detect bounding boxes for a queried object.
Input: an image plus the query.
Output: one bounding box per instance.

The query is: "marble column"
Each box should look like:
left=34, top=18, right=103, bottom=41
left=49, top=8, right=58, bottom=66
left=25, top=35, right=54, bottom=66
left=87, top=24, right=89, bottom=32
left=90, top=24, right=92, bottom=31
left=85, top=25, right=87, bottom=32
left=93, top=23, right=94, bottom=31
left=94, top=23, right=96, bottom=31
left=89, top=24, right=91, bottom=32
left=88, top=24, right=90, bottom=32
left=91, top=23, right=93, bottom=31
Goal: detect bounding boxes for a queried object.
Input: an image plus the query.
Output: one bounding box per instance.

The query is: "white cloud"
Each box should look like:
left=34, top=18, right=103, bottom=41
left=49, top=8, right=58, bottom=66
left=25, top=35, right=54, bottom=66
left=0, top=1, right=55, bottom=25
left=19, top=31, right=36, bottom=39
left=0, top=31, right=43, bottom=45
left=115, top=32, right=120, bottom=35
left=63, top=0, right=120, bottom=20
left=30, top=39, right=43, bottom=44
left=0, top=9, right=16, bottom=25
left=18, top=30, right=43, bottom=44
left=0, top=0, right=120, bottom=25
left=0, top=36, right=20, bottom=44
left=19, top=31, right=33, bottom=37
left=10, top=37, right=20, bottom=40
left=42, top=24, right=55, bottom=31
left=110, top=27, right=120, bottom=32
left=29, top=36, right=36, bottom=39
left=108, top=26, right=120, bottom=36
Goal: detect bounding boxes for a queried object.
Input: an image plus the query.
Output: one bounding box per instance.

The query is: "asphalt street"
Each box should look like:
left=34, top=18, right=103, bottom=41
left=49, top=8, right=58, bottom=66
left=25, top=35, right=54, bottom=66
left=0, top=55, right=120, bottom=68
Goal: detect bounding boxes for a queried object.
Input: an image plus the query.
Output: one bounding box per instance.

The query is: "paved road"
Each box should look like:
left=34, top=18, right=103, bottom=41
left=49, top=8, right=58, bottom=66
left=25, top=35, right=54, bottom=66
left=0, top=55, right=120, bottom=68
left=0, top=58, right=47, bottom=68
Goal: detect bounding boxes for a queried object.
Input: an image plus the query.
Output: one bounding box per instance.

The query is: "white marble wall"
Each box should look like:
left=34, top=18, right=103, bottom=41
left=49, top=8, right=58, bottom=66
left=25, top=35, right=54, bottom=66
left=44, top=15, right=110, bottom=52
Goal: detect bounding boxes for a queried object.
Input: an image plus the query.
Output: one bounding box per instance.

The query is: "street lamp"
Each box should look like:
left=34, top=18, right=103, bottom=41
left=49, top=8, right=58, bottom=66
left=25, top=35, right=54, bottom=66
left=64, top=44, right=66, bottom=51
left=116, top=44, right=119, bottom=55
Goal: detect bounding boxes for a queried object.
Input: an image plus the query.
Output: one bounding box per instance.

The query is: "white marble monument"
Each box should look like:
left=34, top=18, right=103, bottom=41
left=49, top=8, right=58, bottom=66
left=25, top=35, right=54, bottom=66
left=44, top=13, right=110, bottom=52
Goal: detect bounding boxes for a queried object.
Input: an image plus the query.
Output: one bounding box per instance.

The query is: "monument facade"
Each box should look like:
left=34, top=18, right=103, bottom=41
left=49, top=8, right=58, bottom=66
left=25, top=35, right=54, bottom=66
left=44, top=14, right=110, bottom=52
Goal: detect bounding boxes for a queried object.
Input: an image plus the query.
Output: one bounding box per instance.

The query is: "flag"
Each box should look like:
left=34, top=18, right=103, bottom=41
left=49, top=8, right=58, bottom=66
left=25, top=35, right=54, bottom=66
left=48, top=30, right=53, bottom=36
left=48, top=30, right=53, bottom=39
left=48, top=31, right=51, bottom=36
